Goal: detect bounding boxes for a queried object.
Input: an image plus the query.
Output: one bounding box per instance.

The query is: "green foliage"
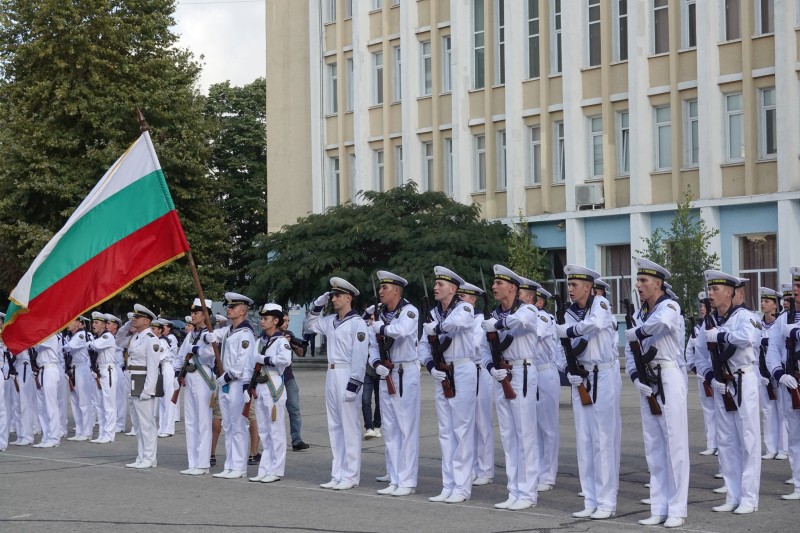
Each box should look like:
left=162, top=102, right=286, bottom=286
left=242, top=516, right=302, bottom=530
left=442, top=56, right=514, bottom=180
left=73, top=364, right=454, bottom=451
left=637, top=188, right=720, bottom=315
left=0, top=0, right=229, bottom=316
left=247, top=183, right=511, bottom=308
left=506, top=211, right=549, bottom=283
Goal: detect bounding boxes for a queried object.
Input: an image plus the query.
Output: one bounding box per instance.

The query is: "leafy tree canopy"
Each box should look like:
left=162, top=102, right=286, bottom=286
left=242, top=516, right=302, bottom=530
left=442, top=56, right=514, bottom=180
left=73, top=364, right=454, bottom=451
left=506, top=211, right=549, bottom=283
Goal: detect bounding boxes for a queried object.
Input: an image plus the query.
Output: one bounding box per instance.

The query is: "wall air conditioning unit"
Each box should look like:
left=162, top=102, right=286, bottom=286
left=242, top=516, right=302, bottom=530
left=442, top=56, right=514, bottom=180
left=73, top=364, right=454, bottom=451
left=575, top=183, right=604, bottom=209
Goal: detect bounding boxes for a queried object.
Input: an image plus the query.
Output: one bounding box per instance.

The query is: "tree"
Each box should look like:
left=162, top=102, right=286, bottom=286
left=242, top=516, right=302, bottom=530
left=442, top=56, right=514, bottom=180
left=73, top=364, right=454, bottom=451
left=246, top=183, right=511, bottom=307
left=637, top=188, right=720, bottom=316
left=0, top=0, right=229, bottom=315
left=506, top=211, right=549, bottom=283
left=205, top=78, right=267, bottom=289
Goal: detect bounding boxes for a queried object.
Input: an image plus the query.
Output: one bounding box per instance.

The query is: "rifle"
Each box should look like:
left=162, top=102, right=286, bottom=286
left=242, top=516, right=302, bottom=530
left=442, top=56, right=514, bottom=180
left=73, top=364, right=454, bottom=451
left=689, top=316, right=713, bottom=397
left=5, top=351, right=19, bottom=393
left=758, top=343, right=777, bottom=401
left=622, top=299, right=662, bottom=416
left=554, top=299, right=592, bottom=406
left=372, top=277, right=396, bottom=395
left=242, top=362, right=262, bottom=418
left=30, top=348, right=41, bottom=390
left=171, top=351, right=191, bottom=404
left=704, top=299, right=738, bottom=412
left=64, top=352, right=75, bottom=392
left=421, top=275, right=455, bottom=398
left=785, top=297, right=800, bottom=410
left=479, top=269, right=516, bottom=400
left=87, top=335, right=102, bottom=391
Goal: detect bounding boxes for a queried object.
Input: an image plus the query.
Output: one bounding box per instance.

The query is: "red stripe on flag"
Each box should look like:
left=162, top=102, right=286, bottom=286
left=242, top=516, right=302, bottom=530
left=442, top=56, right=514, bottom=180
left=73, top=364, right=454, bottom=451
left=3, top=211, right=188, bottom=354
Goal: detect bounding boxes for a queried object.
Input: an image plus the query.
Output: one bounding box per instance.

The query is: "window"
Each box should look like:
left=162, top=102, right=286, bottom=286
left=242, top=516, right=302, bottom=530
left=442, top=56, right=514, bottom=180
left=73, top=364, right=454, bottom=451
left=327, top=63, right=338, bottom=114
left=392, top=46, right=402, bottom=102
left=725, top=93, right=744, bottom=161
left=421, top=41, right=432, bottom=96
left=474, top=134, right=486, bottom=191
left=654, top=105, right=672, bottom=170
left=326, top=0, right=336, bottom=23
left=755, top=0, right=774, bottom=35
left=682, top=0, right=697, bottom=48
left=551, top=0, right=563, bottom=74
left=345, top=0, right=353, bottom=19
left=394, top=145, right=404, bottom=184
left=654, top=0, right=669, bottom=54
left=685, top=100, right=699, bottom=167
left=614, top=0, right=628, bottom=61
left=617, top=111, right=630, bottom=175
left=473, top=0, right=485, bottom=89
left=348, top=154, right=357, bottom=201
left=422, top=142, right=434, bottom=191
left=587, top=0, right=601, bottom=67
left=725, top=0, right=741, bottom=41
left=589, top=116, right=603, bottom=178
left=441, top=36, right=452, bottom=93
left=760, top=88, right=777, bottom=158
left=554, top=121, right=565, bottom=183
left=372, top=0, right=382, bottom=10
left=602, top=244, right=632, bottom=314
left=527, top=0, right=540, bottom=78
left=496, top=130, right=507, bottom=190
left=739, top=234, right=777, bottom=307
left=328, top=157, right=340, bottom=206
left=373, top=52, right=384, bottom=105
left=392, top=0, right=400, bottom=5
left=345, top=58, right=354, bottom=112
left=444, top=138, right=454, bottom=197
left=494, top=0, right=505, bottom=84
left=528, top=125, right=541, bottom=185
left=374, top=150, right=384, bottom=192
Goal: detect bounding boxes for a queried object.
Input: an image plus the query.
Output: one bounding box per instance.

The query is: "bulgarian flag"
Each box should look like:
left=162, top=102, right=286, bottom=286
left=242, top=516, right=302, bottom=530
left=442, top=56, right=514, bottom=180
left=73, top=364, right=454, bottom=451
left=2, top=131, right=189, bottom=354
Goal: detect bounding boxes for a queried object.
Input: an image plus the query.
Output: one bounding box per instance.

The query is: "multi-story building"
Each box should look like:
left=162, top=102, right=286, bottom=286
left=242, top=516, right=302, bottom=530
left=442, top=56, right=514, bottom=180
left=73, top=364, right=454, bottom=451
left=266, top=0, right=800, bottom=310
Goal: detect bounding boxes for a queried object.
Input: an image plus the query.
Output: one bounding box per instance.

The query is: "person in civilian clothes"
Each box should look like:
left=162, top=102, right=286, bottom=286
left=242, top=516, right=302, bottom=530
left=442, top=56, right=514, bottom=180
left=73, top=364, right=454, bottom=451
left=87, top=312, right=116, bottom=444
left=308, top=277, right=369, bottom=491
left=280, top=313, right=309, bottom=451
left=758, top=288, right=788, bottom=460
left=419, top=266, right=477, bottom=504
left=556, top=265, right=621, bottom=520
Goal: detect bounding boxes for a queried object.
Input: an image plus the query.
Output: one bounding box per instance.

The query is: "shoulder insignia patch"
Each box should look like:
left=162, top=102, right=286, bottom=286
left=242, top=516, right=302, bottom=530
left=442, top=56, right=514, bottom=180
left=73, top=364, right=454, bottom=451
left=357, top=332, right=366, bottom=342
left=407, top=311, right=416, bottom=319
left=147, top=332, right=156, bottom=338
left=599, top=301, right=608, bottom=310
left=667, top=303, right=677, bottom=311
left=284, top=344, right=291, bottom=350
left=540, top=315, right=549, bottom=323
left=242, top=340, right=249, bottom=349
left=78, top=333, right=84, bottom=340
left=102, top=333, right=111, bottom=339
left=153, top=344, right=160, bottom=352
left=528, top=305, right=536, bottom=312
left=463, top=305, right=470, bottom=312
left=751, top=319, right=762, bottom=330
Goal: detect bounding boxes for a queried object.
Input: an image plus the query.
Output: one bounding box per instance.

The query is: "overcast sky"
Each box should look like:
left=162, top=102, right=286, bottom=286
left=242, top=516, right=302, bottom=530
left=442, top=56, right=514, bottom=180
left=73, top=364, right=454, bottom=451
left=173, top=0, right=266, bottom=93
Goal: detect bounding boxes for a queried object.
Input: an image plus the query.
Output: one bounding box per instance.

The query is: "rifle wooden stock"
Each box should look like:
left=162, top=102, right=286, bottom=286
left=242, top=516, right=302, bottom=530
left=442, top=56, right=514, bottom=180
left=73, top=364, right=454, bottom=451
left=786, top=298, right=800, bottom=410
left=171, top=358, right=191, bottom=404
left=242, top=363, right=262, bottom=418
left=704, top=301, right=738, bottom=412
left=381, top=358, right=397, bottom=395
left=575, top=381, right=592, bottom=406
left=702, top=380, right=713, bottom=398
left=373, top=303, right=397, bottom=396
left=421, top=287, right=455, bottom=398
left=555, top=300, right=592, bottom=406
left=623, top=299, right=662, bottom=416
left=486, top=331, right=516, bottom=400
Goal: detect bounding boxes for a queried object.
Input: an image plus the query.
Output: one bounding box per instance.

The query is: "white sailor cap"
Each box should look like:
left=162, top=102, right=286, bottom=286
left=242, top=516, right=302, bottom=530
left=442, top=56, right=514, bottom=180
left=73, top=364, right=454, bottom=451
left=132, top=304, right=156, bottom=321
left=635, top=258, right=671, bottom=280
left=703, top=270, right=740, bottom=288
left=78, top=315, right=91, bottom=324
left=663, top=281, right=672, bottom=290
left=518, top=276, right=541, bottom=292
left=127, top=312, right=134, bottom=320
left=792, top=266, right=800, bottom=282
left=215, top=314, right=228, bottom=324
left=104, top=313, right=121, bottom=324
left=157, top=317, right=174, bottom=328
left=593, top=278, right=611, bottom=293
left=329, top=276, right=360, bottom=296
left=697, top=291, right=707, bottom=302
left=493, top=264, right=523, bottom=286
left=735, top=277, right=749, bottom=288
left=91, top=311, right=107, bottom=322
left=184, top=316, right=192, bottom=323
left=564, top=264, right=600, bottom=282
left=150, top=318, right=164, bottom=328
left=760, top=287, right=781, bottom=302
left=434, top=266, right=465, bottom=287
left=224, top=292, right=253, bottom=307
left=0, top=312, right=5, bottom=320
left=536, top=287, right=552, bottom=300
left=190, top=298, right=213, bottom=312
left=780, top=284, right=794, bottom=298
left=376, top=270, right=408, bottom=287
left=666, top=288, right=678, bottom=300
left=259, top=303, right=284, bottom=325
left=457, top=282, right=484, bottom=296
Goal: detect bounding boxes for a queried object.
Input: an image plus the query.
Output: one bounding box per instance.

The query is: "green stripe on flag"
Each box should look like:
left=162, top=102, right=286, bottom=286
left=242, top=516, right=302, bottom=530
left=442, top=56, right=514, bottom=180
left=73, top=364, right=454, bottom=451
left=30, top=170, right=173, bottom=299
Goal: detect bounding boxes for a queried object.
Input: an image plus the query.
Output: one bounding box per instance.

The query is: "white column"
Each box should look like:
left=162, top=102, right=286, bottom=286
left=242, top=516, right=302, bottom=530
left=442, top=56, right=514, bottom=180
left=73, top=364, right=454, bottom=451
left=629, top=212, right=652, bottom=284
left=627, top=0, right=653, bottom=206
left=308, top=0, right=324, bottom=212
left=695, top=0, right=723, bottom=200
left=451, top=0, right=473, bottom=205
left=777, top=199, right=800, bottom=278
left=504, top=0, right=526, bottom=218
left=400, top=0, right=420, bottom=187
left=775, top=0, right=800, bottom=193
left=700, top=206, right=723, bottom=270
left=566, top=218, right=586, bottom=267
left=352, top=2, right=372, bottom=203
left=560, top=0, right=584, bottom=212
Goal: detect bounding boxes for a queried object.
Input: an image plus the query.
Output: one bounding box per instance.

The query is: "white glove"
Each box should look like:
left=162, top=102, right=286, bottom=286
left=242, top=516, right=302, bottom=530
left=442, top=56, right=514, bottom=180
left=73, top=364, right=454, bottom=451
left=489, top=367, right=508, bottom=382
left=140, top=392, right=151, bottom=401
left=365, top=305, right=375, bottom=316
left=203, top=332, right=215, bottom=344
left=242, top=389, right=250, bottom=403
left=371, top=321, right=384, bottom=335
left=375, top=364, right=390, bottom=378
left=624, top=327, right=639, bottom=343
left=710, top=378, right=727, bottom=394
left=481, top=319, right=497, bottom=333
left=215, top=373, right=229, bottom=387
left=780, top=373, right=799, bottom=390
left=430, top=368, right=447, bottom=382
left=314, top=292, right=331, bottom=307
left=706, top=327, right=720, bottom=342
left=634, top=378, right=653, bottom=397
left=423, top=322, right=438, bottom=337
left=566, top=372, right=584, bottom=386
left=760, top=376, right=770, bottom=386
left=343, top=390, right=357, bottom=402
left=556, top=324, right=569, bottom=339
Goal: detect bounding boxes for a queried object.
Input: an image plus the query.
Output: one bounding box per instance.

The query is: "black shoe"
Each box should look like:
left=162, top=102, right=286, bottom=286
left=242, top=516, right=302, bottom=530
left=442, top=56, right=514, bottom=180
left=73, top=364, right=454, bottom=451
left=292, top=441, right=310, bottom=451
left=210, top=455, right=216, bottom=467
left=248, top=453, right=261, bottom=465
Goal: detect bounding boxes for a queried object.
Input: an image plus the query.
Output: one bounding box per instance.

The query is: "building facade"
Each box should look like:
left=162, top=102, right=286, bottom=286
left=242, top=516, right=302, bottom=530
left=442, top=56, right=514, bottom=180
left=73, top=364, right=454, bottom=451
left=266, top=0, right=800, bottom=310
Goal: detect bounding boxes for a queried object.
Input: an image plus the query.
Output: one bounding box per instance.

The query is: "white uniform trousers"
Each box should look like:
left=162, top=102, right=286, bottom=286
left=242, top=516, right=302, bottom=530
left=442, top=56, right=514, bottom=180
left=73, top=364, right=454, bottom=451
left=0, top=375, right=8, bottom=449
left=37, top=365, right=62, bottom=445
left=715, top=369, right=761, bottom=509
left=572, top=365, right=621, bottom=513
left=760, top=382, right=787, bottom=455
left=380, top=362, right=421, bottom=489
left=6, top=380, right=18, bottom=435
left=97, top=365, right=116, bottom=441
left=173, top=375, right=181, bottom=422
left=695, top=375, right=718, bottom=449
left=495, top=362, right=539, bottom=503
left=115, top=365, right=128, bottom=431
left=325, top=367, right=362, bottom=485
left=70, top=364, right=95, bottom=437
left=219, top=382, right=248, bottom=472
left=537, top=365, right=561, bottom=486
left=255, top=378, right=287, bottom=477
left=183, top=370, right=213, bottom=469
left=14, top=363, right=36, bottom=442
left=57, top=370, right=67, bottom=437
left=158, top=361, right=176, bottom=436
left=473, top=364, right=494, bottom=481
left=433, top=361, right=476, bottom=499
left=130, top=395, right=157, bottom=464
left=782, top=387, right=800, bottom=491
left=640, top=366, right=690, bottom=518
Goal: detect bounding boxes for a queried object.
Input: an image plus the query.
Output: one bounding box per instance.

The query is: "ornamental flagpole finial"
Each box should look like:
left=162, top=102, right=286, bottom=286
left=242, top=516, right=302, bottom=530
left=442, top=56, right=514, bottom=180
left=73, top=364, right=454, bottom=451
left=136, top=107, right=149, bottom=133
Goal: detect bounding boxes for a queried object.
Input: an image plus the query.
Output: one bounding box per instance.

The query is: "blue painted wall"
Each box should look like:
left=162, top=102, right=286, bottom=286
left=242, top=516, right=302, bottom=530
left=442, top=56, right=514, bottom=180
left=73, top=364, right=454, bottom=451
left=529, top=220, right=566, bottom=249
left=584, top=215, right=631, bottom=270
left=719, top=203, right=778, bottom=272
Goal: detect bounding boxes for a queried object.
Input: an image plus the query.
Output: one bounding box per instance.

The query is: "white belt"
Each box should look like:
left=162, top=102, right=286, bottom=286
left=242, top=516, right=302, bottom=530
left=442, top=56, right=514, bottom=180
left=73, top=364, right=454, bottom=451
left=649, top=361, right=678, bottom=370
left=328, top=363, right=350, bottom=369
left=41, top=363, right=59, bottom=369
left=507, top=359, right=534, bottom=367
left=448, top=358, right=473, bottom=367
left=730, top=363, right=754, bottom=374
left=537, top=362, right=556, bottom=372
left=590, top=361, right=618, bottom=370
